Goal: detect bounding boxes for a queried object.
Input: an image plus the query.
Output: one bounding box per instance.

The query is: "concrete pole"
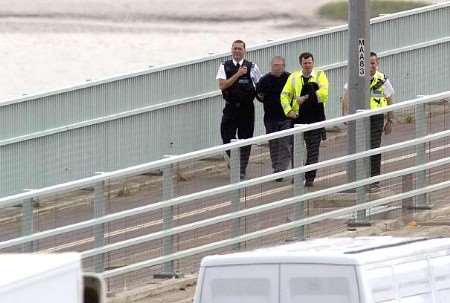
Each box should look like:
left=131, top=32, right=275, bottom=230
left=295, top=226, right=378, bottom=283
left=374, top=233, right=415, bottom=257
left=347, top=0, right=371, bottom=182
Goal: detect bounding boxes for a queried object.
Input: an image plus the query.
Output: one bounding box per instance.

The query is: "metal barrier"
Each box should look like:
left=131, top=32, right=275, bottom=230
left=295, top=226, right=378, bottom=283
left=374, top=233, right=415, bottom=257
left=1, top=36, right=449, bottom=197
left=0, top=91, right=449, bottom=292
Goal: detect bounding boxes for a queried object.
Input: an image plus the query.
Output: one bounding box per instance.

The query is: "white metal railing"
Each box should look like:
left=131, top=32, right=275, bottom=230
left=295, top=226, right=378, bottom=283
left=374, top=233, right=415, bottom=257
left=1, top=131, right=449, bottom=252
left=0, top=91, right=449, bottom=208
left=0, top=91, right=449, bottom=284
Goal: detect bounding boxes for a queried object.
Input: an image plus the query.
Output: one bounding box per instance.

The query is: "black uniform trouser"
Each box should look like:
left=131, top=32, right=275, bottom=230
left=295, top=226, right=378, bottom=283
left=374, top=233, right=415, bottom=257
left=264, top=117, right=293, bottom=172
left=220, top=104, right=255, bottom=175
left=304, top=129, right=322, bottom=182
left=370, top=114, right=385, bottom=178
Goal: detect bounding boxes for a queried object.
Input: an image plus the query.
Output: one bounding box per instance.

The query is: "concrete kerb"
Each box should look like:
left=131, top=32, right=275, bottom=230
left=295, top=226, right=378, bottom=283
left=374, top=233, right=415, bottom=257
left=334, top=200, right=450, bottom=237
left=107, top=275, right=197, bottom=303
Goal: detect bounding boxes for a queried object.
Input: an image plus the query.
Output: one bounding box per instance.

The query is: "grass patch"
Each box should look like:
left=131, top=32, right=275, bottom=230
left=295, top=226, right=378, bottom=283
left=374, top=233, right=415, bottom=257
left=318, top=0, right=431, bottom=20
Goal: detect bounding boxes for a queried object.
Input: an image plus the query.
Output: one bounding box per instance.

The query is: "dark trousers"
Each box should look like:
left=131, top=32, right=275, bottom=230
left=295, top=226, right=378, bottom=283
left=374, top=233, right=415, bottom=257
left=220, top=105, right=255, bottom=175
left=304, top=129, right=322, bottom=181
left=370, top=114, right=385, bottom=177
left=264, top=117, right=292, bottom=172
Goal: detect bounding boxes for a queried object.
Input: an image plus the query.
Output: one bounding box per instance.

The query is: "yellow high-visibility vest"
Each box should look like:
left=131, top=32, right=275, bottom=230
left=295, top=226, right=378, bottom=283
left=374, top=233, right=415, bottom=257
left=280, top=68, right=329, bottom=116
left=370, top=71, right=388, bottom=110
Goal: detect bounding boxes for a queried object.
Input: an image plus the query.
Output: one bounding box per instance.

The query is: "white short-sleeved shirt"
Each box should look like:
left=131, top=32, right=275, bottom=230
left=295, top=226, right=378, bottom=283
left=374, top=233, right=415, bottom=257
left=344, top=76, right=394, bottom=98
left=216, top=59, right=262, bottom=87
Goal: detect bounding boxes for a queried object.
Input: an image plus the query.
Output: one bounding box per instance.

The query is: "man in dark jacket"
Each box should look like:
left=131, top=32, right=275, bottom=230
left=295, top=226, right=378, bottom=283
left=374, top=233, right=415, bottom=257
left=256, top=56, right=291, bottom=182
left=281, top=52, right=329, bottom=187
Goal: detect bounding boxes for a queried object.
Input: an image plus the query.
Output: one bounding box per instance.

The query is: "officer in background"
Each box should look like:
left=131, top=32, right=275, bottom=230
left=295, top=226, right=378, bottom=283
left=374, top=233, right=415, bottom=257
left=280, top=52, right=329, bottom=187
left=343, top=51, right=394, bottom=191
left=216, top=40, right=262, bottom=179
left=256, top=56, right=291, bottom=182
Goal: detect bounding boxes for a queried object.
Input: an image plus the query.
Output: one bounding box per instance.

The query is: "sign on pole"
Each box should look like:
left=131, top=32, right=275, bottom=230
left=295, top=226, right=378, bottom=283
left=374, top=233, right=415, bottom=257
left=358, top=38, right=366, bottom=77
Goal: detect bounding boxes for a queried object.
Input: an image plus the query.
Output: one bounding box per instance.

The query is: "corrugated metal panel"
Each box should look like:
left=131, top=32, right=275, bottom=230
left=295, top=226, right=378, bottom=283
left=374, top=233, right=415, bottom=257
left=0, top=4, right=449, bottom=141
left=383, top=42, right=450, bottom=100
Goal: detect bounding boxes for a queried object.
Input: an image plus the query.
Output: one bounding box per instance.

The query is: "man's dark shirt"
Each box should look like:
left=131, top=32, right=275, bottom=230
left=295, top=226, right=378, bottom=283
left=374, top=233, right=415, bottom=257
left=256, top=71, right=290, bottom=121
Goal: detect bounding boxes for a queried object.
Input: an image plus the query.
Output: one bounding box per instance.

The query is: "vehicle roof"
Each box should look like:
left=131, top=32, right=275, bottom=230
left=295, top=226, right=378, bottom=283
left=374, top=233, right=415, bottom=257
left=201, top=237, right=450, bottom=267
left=0, top=253, right=80, bottom=288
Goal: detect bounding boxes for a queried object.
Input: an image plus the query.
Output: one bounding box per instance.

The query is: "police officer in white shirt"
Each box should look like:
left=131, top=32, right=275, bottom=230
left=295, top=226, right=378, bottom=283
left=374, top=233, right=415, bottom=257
left=216, top=39, right=262, bottom=179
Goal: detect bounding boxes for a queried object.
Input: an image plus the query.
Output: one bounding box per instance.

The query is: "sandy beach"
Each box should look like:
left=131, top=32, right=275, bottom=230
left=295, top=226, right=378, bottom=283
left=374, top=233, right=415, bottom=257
left=1, top=0, right=442, bottom=101
left=0, top=0, right=341, bottom=100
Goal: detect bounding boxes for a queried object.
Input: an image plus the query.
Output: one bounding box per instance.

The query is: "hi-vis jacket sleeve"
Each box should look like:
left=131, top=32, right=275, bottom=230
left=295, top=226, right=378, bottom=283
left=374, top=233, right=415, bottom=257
left=317, top=70, right=329, bottom=104
left=280, top=73, right=295, bottom=116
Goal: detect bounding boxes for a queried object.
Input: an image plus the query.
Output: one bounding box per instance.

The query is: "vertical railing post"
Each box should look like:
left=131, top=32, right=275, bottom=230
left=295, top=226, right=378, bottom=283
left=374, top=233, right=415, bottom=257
left=158, top=154, right=176, bottom=277
left=21, top=197, right=34, bottom=252
left=93, top=176, right=106, bottom=273
left=230, top=139, right=241, bottom=250
left=402, top=174, right=415, bottom=221
left=293, top=124, right=306, bottom=240
left=402, top=174, right=414, bottom=209
left=414, top=103, right=431, bottom=209
left=351, top=111, right=371, bottom=226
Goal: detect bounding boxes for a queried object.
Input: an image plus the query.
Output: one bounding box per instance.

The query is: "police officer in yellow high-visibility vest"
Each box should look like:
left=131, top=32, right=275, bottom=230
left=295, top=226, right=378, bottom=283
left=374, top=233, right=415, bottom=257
left=367, top=52, right=395, bottom=190
left=342, top=51, right=394, bottom=191
left=280, top=52, right=329, bottom=187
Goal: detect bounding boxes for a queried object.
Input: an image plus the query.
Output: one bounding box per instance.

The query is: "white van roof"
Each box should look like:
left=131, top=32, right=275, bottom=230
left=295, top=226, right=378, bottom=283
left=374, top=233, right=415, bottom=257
left=0, top=253, right=81, bottom=289
left=201, top=237, right=450, bottom=267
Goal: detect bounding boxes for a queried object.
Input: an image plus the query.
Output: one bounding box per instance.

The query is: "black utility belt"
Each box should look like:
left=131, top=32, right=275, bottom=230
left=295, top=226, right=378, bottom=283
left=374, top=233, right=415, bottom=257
left=225, top=101, right=253, bottom=108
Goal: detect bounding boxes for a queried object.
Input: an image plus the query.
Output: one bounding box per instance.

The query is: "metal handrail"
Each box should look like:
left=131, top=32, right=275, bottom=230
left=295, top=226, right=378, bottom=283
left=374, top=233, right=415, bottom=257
left=1, top=125, right=450, bottom=250
left=81, top=156, right=450, bottom=259
left=0, top=96, right=450, bottom=249
left=0, top=91, right=448, bottom=208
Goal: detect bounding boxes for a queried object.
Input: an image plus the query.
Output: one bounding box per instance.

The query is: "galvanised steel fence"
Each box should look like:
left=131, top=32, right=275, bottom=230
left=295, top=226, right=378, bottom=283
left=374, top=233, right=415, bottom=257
left=0, top=91, right=450, bottom=294
left=0, top=3, right=449, bottom=197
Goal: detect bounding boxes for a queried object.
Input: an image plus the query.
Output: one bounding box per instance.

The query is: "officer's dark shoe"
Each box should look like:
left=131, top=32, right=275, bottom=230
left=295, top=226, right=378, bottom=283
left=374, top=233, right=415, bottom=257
left=304, top=180, right=314, bottom=187
left=273, top=169, right=283, bottom=182
left=321, top=129, right=327, bottom=140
